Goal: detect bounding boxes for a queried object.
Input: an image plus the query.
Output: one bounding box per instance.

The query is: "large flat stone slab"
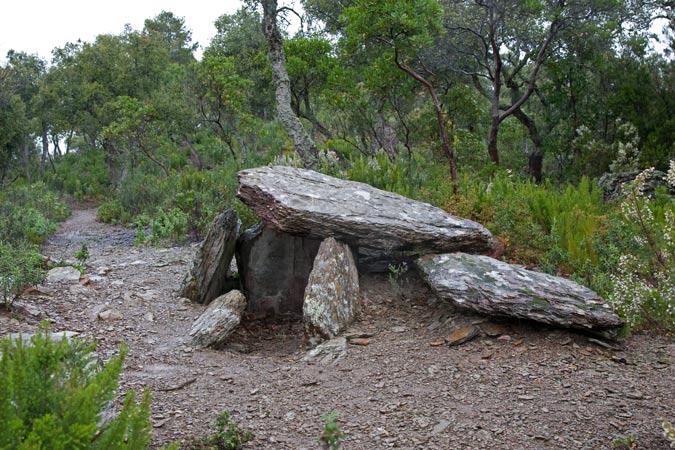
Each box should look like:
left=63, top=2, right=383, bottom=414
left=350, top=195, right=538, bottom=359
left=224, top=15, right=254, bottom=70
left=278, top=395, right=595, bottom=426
left=237, top=166, right=495, bottom=254
left=417, top=253, right=623, bottom=330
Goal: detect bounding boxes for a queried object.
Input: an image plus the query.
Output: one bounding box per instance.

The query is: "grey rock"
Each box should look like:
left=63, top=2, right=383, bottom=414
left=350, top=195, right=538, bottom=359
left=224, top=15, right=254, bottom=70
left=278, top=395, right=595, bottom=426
left=417, top=253, right=623, bottom=330
left=302, top=337, right=347, bottom=365
left=179, top=210, right=241, bottom=304
left=303, top=237, right=360, bottom=341
left=237, top=166, right=495, bottom=254
left=4, top=331, right=80, bottom=344
left=46, top=266, right=81, bottom=283
left=189, top=290, right=247, bottom=348
left=98, top=308, right=123, bottom=321
left=598, top=170, right=671, bottom=200
left=236, top=223, right=321, bottom=318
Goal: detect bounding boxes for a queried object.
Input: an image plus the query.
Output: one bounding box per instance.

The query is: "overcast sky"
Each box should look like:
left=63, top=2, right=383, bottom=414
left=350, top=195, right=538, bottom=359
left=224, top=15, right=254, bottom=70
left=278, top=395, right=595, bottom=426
left=0, top=0, right=244, bottom=64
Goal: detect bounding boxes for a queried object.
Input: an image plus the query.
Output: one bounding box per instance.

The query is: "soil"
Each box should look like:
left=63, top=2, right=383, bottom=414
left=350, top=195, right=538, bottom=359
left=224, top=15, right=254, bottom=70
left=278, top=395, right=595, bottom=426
left=2, top=208, right=675, bottom=449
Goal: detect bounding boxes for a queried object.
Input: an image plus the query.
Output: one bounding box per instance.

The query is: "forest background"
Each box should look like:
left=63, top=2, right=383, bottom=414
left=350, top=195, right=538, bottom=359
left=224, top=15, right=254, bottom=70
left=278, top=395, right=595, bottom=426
left=1, top=0, right=674, bottom=333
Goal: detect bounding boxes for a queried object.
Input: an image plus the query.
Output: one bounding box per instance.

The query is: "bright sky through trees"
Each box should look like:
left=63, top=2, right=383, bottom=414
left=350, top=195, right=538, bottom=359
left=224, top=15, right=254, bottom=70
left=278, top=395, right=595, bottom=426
left=0, top=0, right=243, bottom=63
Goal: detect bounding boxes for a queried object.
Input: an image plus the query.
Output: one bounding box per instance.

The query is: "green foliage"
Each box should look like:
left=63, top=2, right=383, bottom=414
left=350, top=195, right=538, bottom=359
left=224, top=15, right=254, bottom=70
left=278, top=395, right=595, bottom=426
left=444, top=171, right=609, bottom=285
left=0, top=242, right=45, bottom=309
left=181, top=410, right=254, bottom=450
left=608, top=165, right=675, bottom=332
left=319, top=413, right=345, bottom=450
left=0, top=326, right=152, bottom=449
left=663, top=418, right=675, bottom=448
left=45, top=148, right=110, bottom=201
left=75, top=242, right=90, bottom=265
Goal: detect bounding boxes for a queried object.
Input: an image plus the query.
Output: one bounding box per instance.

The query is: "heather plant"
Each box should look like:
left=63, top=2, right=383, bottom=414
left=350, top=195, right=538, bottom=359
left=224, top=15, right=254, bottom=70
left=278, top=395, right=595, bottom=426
left=609, top=162, right=675, bottom=331
left=0, top=326, right=152, bottom=449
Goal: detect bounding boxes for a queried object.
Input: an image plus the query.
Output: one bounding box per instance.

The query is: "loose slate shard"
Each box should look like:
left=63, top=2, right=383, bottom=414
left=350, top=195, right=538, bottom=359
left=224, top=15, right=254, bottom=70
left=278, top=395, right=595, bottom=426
left=417, top=253, right=623, bottom=330
left=237, top=166, right=495, bottom=254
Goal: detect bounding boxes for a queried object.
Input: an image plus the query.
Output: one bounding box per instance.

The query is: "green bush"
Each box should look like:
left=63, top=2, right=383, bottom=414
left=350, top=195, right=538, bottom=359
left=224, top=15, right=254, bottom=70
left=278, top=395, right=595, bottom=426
left=181, top=410, right=254, bottom=450
left=608, top=165, right=675, bottom=332
left=0, top=326, right=152, bottom=449
left=45, top=148, right=110, bottom=200
left=0, top=242, right=45, bottom=309
left=0, top=183, right=70, bottom=245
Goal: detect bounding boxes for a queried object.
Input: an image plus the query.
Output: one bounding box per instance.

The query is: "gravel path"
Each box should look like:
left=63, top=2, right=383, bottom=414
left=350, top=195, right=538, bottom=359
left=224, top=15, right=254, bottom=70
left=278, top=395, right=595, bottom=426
left=2, top=208, right=674, bottom=449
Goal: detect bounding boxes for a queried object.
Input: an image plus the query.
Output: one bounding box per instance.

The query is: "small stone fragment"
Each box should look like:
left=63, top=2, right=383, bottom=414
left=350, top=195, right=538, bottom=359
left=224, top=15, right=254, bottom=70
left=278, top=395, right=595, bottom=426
left=446, top=325, right=480, bottom=346
left=46, top=266, right=81, bottom=283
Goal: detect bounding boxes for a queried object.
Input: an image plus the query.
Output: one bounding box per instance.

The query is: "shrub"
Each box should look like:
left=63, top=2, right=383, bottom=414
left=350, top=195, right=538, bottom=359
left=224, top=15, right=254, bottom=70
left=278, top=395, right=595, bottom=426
left=0, top=242, right=45, bottom=309
left=181, top=410, right=254, bottom=450
left=0, top=326, right=152, bottom=449
left=608, top=163, right=675, bottom=332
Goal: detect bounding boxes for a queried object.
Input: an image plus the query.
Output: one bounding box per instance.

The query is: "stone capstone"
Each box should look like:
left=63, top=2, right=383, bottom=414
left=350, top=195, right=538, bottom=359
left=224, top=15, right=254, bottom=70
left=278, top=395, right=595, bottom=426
left=179, top=209, right=241, bottom=304
left=236, top=223, right=321, bottom=318
left=303, top=237, right=360, bottom=342
left=189, top=290, right=247, bottom=348
left=237, top=166, right=495, bottom=254
left=417, top=253, right=623, bottom=330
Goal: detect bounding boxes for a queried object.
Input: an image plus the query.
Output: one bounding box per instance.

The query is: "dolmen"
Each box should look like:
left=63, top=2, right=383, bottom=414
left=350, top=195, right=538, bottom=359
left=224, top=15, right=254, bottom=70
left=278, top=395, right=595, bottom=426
left=184, top=166, right=622, bottom=348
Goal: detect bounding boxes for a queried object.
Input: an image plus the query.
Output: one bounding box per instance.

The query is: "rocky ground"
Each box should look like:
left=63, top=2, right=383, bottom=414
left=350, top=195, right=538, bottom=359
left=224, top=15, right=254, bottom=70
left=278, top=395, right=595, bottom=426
left=2, top=208, right=675, bottom=449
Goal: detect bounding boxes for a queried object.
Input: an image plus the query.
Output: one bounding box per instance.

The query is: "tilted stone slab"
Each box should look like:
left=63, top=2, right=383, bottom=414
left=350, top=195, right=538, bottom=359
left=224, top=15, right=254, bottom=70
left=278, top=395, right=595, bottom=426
left=179, top=210, right=241, bottom=304
left=417, top=253, right=623, bottom=330
left=304, top=237, right=360, bottom=342
left=237, top=166, right=495, bottom=254
left=189, top=290, right=247, bottom=348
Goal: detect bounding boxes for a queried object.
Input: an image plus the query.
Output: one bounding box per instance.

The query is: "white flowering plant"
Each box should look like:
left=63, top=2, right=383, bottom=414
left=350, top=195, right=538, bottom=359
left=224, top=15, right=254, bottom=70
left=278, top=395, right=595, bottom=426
left=609, top=161, right=675, bottom=331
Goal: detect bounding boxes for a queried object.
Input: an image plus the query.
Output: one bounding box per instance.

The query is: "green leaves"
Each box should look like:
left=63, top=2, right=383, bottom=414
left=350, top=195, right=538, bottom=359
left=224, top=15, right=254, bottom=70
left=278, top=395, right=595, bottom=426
left=0, top=329, right=152, bottom=449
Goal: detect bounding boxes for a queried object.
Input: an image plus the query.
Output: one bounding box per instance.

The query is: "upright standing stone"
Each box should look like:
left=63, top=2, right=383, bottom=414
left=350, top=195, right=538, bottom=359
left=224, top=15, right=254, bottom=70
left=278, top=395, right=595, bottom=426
left=236, top=223, right=321, bottom=318
left=303, top=237, right=360, bottom=342
left=179, top=210, right=241, bottom=304
left=417, top=253, right=623, bottom=330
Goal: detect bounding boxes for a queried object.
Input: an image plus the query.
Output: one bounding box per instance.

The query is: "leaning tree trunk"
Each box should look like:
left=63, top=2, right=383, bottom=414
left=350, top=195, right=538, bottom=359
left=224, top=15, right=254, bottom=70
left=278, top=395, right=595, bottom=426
left=261, top=0, right=318, bottom=169
left=513, top=107, right=544, bottom=183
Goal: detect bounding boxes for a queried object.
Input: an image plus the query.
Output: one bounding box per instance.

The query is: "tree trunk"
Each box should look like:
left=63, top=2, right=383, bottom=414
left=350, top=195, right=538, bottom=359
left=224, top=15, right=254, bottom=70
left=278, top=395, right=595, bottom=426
left=394, top=52, right=458, bottom=194
left=22, top=142, right=31, bottom=182
left=512, top=107, right=544, bottom=183
left=261, top=0, right=318, bottom=169
left=39, top=128, right=49, bottom=178
left=487, top=118, right=500, bottom=166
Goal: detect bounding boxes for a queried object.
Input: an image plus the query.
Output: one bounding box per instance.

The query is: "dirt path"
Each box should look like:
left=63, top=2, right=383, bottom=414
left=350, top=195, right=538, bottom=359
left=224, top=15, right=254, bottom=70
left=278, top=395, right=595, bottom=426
left=2, top=209, right=675, bottom=449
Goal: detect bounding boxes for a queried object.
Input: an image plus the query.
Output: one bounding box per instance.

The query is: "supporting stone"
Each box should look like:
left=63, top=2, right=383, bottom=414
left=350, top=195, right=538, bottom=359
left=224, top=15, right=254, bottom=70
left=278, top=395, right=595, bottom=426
left=179, top=210, right=240, bottom=304
left=303, top=237, right=360, bottom=342
left=236, top=223, right=321, bottom=319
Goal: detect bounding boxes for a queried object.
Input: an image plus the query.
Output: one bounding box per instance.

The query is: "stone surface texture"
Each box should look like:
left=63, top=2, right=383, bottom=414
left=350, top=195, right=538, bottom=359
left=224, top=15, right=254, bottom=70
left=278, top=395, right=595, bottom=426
left=303, top=237, right=360, bottom=341
left=179, top=210, right=241, bottom=304
left=236, top=223, right=321, bottom=318
left=189, top=290, right=247, bottom=348
left=46, top=266, right=81, bottom=283
left=237, top=166, right=495, bottom=254
left=417, top=253, right=623, bottom=330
